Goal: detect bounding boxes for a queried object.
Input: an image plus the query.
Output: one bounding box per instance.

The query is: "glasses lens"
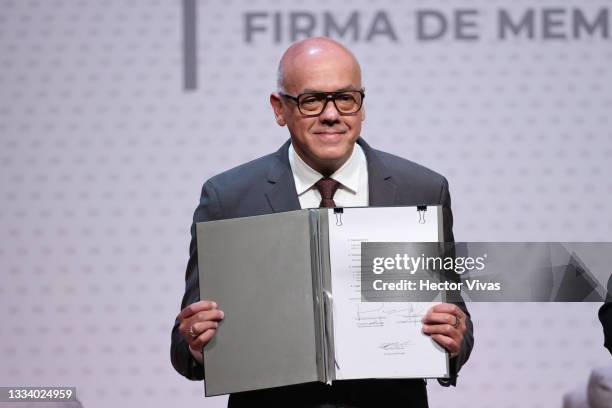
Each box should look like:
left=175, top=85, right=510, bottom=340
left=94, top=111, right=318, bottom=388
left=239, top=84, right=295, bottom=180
left=334, top=92, right=361, bottom=113
left=298, top=94, right=326, bottom=115
left=297, top=91, right=363, bottom=115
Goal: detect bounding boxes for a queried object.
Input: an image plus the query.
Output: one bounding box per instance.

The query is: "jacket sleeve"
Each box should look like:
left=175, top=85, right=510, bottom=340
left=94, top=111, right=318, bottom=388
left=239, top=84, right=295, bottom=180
left=170, top=180, right=223, bottom=380
left=599, top=274, right=612, bottom=355
left=437, top=176, right=474, bottom=387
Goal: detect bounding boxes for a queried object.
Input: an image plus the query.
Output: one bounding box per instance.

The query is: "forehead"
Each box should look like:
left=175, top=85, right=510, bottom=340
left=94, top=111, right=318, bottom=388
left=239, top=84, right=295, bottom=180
left=283, top=50, right=361, bottom=94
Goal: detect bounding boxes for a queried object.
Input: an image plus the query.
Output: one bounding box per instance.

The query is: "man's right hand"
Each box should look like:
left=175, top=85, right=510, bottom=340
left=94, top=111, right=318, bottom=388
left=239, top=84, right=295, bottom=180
left=177, top=300, right=224, bottom=363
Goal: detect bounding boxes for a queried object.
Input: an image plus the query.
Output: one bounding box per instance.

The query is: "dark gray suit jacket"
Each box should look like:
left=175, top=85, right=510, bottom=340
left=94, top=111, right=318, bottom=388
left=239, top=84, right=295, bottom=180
left=171, top=138, right=474, bottom=407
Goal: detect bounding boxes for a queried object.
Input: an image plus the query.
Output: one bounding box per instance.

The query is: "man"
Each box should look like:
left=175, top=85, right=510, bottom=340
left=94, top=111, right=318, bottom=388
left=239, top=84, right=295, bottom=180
left=171, top=37, right=474, bottom=407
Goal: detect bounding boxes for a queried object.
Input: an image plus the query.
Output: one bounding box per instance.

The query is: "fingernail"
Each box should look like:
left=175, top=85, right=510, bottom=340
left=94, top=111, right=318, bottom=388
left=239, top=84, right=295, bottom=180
left=219, top=310, right=224, bottom=319
left=212, top=301, right=217, bottom=308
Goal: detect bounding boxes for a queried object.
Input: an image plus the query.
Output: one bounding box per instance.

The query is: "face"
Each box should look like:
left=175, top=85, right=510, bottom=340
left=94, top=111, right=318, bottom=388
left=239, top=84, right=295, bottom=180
left=270, top=48, right=365, bottom=175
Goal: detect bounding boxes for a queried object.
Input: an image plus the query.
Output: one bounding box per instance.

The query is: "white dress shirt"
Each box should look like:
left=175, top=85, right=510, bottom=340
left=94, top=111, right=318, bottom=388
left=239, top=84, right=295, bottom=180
left=288, top=142, right=369, bottom=209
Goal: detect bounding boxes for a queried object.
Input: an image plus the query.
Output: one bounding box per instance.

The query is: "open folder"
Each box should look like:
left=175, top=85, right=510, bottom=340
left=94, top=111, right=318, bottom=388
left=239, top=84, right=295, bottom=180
left=196, top=206, right=449, bottom=396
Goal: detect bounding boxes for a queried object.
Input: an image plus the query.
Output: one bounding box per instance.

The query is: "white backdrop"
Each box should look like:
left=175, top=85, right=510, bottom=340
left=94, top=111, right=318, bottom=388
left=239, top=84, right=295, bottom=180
left=1, top=1, right=611, bottom=407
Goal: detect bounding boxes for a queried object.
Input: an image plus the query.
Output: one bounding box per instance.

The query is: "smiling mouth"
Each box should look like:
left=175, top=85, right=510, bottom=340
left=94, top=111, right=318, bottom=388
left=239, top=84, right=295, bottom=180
left=313, top=132, right=347, bottom=144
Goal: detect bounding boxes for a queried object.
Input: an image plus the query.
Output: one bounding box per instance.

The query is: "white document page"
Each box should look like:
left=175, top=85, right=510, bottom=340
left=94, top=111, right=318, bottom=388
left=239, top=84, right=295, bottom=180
left=328, top=206, right=448, bottom=380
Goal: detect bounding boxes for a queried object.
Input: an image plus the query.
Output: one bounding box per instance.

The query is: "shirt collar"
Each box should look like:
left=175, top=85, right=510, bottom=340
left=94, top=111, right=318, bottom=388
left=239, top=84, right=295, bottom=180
left=288, top=142, right=366, bottom=195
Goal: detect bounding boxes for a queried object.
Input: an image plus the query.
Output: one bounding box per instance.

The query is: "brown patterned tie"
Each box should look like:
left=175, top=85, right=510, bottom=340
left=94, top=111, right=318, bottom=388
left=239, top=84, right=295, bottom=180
left=315, top=178, right=341, bottom=208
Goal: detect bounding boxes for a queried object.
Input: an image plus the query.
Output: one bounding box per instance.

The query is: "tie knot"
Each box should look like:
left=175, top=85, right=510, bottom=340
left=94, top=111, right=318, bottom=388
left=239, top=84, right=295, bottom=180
left=315, top=178, right=340, bottom=208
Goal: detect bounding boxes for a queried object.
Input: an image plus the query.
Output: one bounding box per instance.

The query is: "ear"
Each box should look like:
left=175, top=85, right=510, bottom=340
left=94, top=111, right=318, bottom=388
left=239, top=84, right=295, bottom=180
left=270, top=93, right=286, bottom=126
left=360, top=104, right=366, bottom=122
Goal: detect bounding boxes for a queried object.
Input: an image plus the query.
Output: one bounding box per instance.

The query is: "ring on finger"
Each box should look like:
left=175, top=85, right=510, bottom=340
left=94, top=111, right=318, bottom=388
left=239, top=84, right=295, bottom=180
left=188, top=325, right=197, bottom=338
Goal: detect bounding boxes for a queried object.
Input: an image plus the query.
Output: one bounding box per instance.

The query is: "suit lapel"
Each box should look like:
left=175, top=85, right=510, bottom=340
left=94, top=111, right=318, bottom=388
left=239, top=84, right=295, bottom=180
left=264, top=141, right=302, bottom=212
left=358, top=138, right=398, bottom=207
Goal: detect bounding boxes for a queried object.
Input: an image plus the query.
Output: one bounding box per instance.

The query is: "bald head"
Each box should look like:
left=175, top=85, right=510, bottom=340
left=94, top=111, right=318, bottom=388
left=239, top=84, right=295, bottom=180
left=276, top=37, right=362, bottom=93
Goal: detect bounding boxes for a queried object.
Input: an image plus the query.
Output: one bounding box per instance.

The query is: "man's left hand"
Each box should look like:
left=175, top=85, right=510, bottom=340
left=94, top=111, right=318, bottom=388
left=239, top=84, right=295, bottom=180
left=421, top=303, right=466, bottom=358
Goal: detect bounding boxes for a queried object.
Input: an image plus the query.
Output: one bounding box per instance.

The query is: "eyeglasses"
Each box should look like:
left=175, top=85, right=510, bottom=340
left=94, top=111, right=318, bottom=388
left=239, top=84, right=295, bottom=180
left=279, top=89, right=365, bottom=117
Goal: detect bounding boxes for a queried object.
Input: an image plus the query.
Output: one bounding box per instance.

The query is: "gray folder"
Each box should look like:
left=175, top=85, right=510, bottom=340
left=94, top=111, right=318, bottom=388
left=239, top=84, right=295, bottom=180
left=197, top=210, right=330, bottom=396
left=196, top=206, right=445, bottom=396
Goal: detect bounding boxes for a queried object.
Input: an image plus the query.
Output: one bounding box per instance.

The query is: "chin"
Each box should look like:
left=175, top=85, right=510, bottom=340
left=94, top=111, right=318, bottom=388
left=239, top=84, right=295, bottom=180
left=313, top=145, right=351, bottom=160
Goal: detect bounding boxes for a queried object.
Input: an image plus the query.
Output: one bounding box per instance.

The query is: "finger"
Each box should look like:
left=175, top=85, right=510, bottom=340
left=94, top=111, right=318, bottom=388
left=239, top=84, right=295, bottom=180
left=429, top=303, right=464, bottom=318
left=423, top=322, right=465, bottom=356
left=179, top=309, right=224, bottom=338
left=421, top=312, right=457, bottom=326
left=191, top=320, right=219, bottom=336
left=193, top=309, right=224, bottom=323
left=431, top=334, right=460, bottom=356
left=422, top=323, right=458, bottom=338
left=190, top=328, right=217, bottom=350
left=177, top=300, right=218, bottom=320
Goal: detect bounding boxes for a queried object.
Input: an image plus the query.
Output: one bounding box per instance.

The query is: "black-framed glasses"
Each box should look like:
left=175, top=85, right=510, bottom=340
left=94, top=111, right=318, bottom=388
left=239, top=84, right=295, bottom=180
left=279, top=89, right=365, bottom=117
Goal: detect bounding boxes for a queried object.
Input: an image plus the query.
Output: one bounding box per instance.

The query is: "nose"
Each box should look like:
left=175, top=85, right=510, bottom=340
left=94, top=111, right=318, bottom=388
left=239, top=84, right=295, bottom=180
left=318, top=98, right=340, bottom=124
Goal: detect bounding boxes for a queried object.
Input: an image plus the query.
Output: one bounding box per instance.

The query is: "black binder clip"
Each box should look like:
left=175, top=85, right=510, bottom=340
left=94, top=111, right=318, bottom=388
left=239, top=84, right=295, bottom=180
left=417, top=206, right=427, bottom=224
left=334, top=208, right=343, bottom=226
